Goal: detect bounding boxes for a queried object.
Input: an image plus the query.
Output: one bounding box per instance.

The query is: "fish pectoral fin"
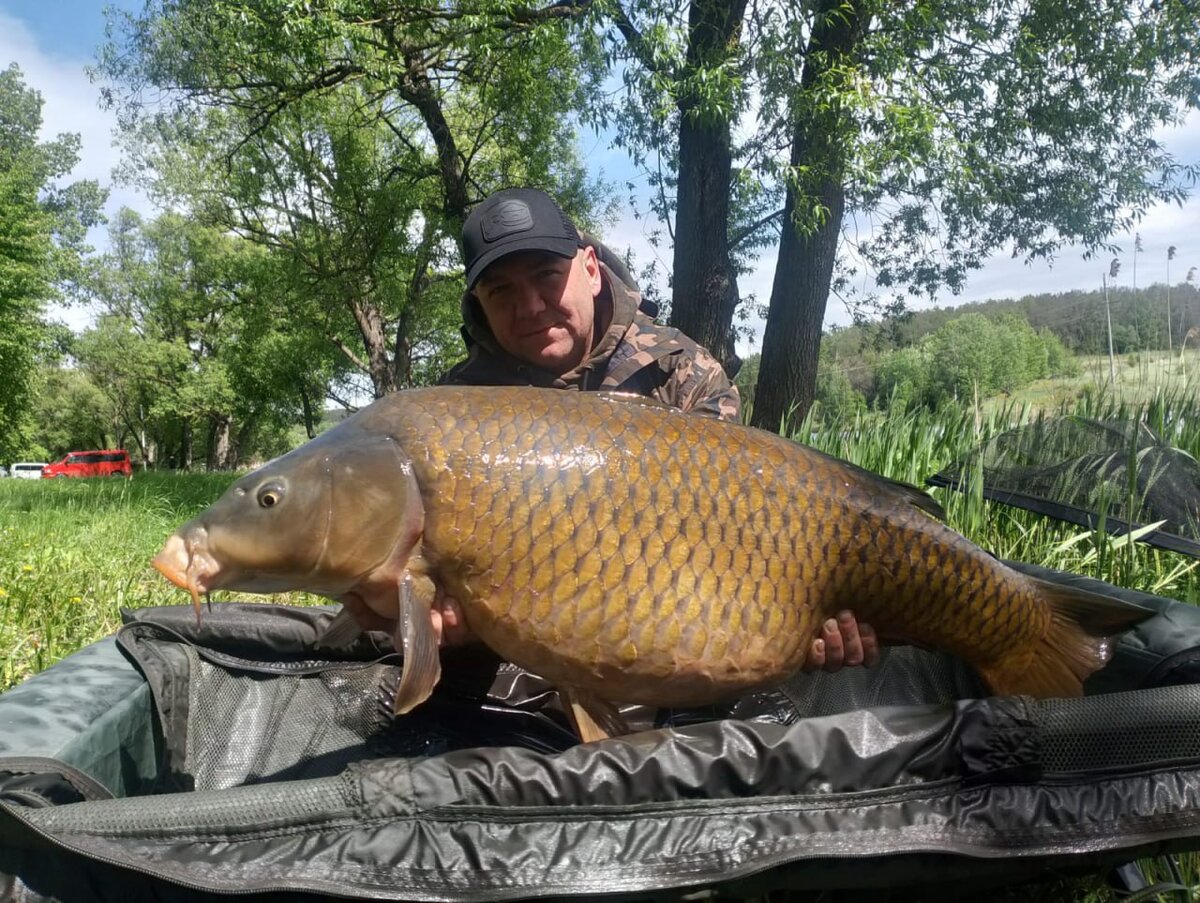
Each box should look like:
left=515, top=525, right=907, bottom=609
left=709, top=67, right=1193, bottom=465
left=560, top=687, right=628, bottom=743
left=392, top=575, right=442, bottom=715
left=315, top=609, right=365, bottom=648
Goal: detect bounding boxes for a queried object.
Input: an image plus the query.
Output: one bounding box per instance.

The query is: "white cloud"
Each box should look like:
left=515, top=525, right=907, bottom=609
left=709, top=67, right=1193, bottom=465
left=0, top=11, right=147, bottom=212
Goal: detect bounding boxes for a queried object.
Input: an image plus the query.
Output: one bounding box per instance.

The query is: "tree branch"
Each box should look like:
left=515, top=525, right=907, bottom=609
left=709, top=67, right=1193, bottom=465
left=731, top=207, right=784, bottom=250
left=328, top=333, right=369, bottom=373
left=609, top=2, right=668, bottom=76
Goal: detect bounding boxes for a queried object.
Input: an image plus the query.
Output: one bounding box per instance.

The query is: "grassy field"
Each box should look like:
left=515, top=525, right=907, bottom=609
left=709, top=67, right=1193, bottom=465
left=989, top=348, right=1200, bottom=414
left=2, top=373, right=1200, bottom=900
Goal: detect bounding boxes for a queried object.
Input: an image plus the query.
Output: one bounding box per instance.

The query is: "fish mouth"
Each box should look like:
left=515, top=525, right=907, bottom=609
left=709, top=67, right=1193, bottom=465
left=153, top=532, right=222, bottom=623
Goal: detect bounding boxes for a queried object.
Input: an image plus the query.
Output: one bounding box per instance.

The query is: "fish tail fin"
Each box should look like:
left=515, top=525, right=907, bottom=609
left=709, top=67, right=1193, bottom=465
left=979, top=578, right=1153, bottom=699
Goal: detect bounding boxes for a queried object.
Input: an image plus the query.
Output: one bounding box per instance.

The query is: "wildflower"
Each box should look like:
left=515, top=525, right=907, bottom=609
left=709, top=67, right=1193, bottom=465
left=0, top=587, right=7, bottom=597
left=21, top=565, right=33, bottom=573
left=70, top=596, right=82, bottom=604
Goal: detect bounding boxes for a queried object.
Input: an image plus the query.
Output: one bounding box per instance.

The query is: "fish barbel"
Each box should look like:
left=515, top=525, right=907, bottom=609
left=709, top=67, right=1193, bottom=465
left=153, top=386, right=1149, bottom=740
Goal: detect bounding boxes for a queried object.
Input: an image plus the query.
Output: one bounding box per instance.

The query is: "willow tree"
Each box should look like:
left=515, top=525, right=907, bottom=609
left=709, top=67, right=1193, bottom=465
left=97, top=0, right=609, bottom=401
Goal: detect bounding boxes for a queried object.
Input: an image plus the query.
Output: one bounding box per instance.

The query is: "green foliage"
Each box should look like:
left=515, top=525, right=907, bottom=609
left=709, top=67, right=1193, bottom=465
left=868, top=312, right=1075, bottom=410
left=1041, top=328, right=1080, bottom=377
left=70, top=211, right=309, bottom=468
left=873, top=346, right=931, bottom=412
left=30, top=365, right=118, bottom=456
left=812, top=343, right=867, bottom=421
left=0, top=65, right=105, bottom=461
left=96, top=0, right=611, bottom=400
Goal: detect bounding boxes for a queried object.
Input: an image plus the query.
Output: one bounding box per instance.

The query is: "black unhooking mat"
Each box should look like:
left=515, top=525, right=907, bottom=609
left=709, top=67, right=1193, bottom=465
left=4, top=561, right=1200, bottom=902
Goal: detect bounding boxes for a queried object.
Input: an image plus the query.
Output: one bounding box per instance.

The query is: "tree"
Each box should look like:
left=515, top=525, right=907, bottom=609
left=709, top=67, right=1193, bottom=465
left=78, top=210, right=305, bottom=469
left=589, top=2, right=1200, bottom=428
left=0, top=64, right=105, bottom=460
left=97, top=0, right=610, bottom=401
left=749, top=0, right=1200, bottom=427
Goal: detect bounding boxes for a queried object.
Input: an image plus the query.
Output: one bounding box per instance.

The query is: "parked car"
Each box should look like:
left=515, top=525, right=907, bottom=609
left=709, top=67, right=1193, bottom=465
left=41, top=449, right=133, bottom=479
left=10, top=462, right=48, bottom=480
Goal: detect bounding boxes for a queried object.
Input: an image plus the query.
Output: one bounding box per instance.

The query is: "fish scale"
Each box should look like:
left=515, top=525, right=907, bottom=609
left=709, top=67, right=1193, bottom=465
left=154, top=386, right=1153, bottom=738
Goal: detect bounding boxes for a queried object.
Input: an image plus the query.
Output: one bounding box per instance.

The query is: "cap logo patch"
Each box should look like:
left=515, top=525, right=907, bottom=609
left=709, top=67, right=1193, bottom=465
left=481, top=200, right=534, bottom=242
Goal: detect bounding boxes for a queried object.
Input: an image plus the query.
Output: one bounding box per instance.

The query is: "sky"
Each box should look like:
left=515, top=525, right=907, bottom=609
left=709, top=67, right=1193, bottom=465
left=4, top=0, right=1199, bottom=353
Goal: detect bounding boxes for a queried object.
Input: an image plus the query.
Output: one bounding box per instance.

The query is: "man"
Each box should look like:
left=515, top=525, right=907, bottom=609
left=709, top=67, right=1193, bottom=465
left=343, top=188, right=875, bottom=671
left=443, top=186, right=740, bottom=422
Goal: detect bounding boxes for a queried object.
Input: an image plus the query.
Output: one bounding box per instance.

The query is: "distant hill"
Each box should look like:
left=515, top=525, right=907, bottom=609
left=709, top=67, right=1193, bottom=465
left=825, top=281, right=1200, bottom=358
left=737, top=281, right=1200, bottom=415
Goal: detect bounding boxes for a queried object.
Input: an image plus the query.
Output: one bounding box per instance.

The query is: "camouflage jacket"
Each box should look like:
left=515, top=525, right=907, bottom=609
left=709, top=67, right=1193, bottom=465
left=440, top=261, right=741, bottom=422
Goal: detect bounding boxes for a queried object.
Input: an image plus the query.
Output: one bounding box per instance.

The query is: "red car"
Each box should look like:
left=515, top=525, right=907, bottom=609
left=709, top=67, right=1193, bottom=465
left=42, top=449, right=133, bottom=478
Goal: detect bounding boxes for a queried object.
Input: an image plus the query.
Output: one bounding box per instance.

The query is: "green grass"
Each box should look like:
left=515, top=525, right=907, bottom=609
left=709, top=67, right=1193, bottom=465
left=3, top=376, right=1200, bottom=901
left=0, top=472, right=325, bottom=690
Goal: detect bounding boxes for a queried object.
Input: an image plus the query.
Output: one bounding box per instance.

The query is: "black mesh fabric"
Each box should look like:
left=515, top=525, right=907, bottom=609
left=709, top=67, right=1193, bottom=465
left=928, top=417, right=1200, bottom=557
left=1032, top=684, right=1200, bottom=774
left=186, top=652, right=393, bottom=791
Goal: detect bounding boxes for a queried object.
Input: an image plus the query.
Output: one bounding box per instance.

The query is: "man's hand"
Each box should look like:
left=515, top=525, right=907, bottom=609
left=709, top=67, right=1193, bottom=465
left=803, top=610, right=880, bottom=673
left=338, top=591, right=475, bottom=648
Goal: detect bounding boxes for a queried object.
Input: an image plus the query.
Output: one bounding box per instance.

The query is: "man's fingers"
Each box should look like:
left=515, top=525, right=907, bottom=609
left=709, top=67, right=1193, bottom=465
left=858, top=621, right=881, bottom=667
left=820, top=617, right=845, bottom=671
left=837, top=610, right=864, bottom=667
left=803, top=612, right=880, bottom=673
left=807, top=638, right=826, bottom=671
left=435, top=594, right=475, bottom=646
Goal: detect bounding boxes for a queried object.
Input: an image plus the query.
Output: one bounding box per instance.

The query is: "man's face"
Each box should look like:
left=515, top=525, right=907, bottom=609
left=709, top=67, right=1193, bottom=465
left=473, top=246, right=602, bottom=375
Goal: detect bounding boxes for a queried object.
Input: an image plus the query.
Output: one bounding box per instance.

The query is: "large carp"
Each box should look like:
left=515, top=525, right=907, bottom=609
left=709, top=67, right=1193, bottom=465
left=154, top=386, right=1149, bottom=740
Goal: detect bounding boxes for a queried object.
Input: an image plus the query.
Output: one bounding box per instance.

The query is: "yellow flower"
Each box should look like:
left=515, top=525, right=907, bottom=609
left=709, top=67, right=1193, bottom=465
left=21, top=565, right=33, bottom=573
left=0, top=587, right=7, bottom=597
left=70, top=596, right=82, bottom=604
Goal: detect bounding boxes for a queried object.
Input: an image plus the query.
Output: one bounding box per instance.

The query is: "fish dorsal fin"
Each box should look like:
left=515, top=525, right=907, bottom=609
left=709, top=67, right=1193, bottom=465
left=878, top=471, right=947, bottom=522
left=799, top=441, right=948, bottom=522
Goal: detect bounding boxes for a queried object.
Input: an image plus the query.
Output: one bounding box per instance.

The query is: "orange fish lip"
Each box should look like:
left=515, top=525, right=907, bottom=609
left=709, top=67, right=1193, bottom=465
left=153, top=534, right=217, bottom=624
left=151, top=554, right=190, bottom=591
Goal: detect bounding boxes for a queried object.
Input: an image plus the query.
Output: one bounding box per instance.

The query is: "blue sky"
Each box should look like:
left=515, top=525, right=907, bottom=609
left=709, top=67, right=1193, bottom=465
left=4, top=0, right=1199, bottom=351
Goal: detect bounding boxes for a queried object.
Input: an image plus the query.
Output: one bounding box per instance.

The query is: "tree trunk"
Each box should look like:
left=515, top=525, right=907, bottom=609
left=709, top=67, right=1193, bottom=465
left=229, top=411, right=257, bottom=469
left=752, top=174, right=845, bottom=431
left=383, top=26, right=470, bottom=231
left=393, top=216, right=437, bottom=388
left=751, top=0, right=865, bottom=431
left=348, top=297, right=398, bottom=398
left=300, top=386, right=318, bottom=439
left=667, top=0, right=748, bottom=376
left=180, top=420, right=193, bottom=471
left=208, top=414, right=233, bottom=470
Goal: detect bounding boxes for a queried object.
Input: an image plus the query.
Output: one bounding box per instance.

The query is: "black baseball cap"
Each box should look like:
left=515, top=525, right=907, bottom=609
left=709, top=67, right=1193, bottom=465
left=462, top=188, right=582, bottom=289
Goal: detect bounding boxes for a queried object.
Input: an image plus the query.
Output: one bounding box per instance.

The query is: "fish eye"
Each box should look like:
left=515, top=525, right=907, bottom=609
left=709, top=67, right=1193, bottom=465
left=256, top=482, right=285, bottom=509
